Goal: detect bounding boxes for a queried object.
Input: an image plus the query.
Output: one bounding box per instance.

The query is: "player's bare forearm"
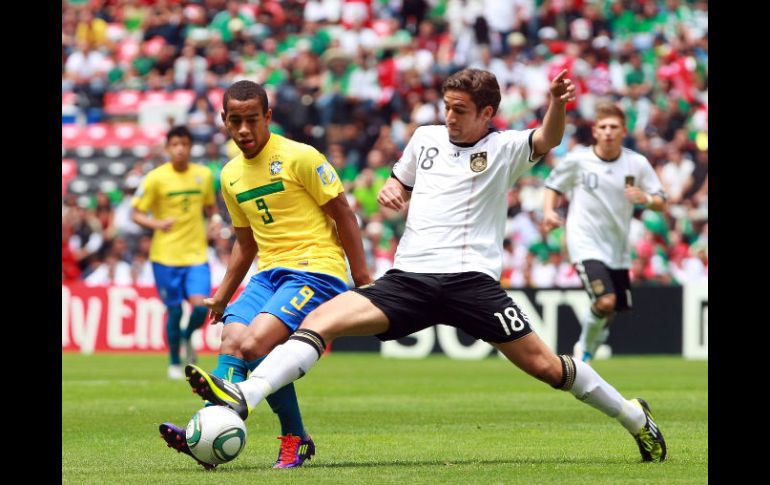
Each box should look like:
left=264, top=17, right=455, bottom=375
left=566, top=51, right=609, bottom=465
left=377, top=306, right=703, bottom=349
left=323, top=193, right=372, bottom=287
left=542, top=188, right=564, bottom=232
left=214, top=226, right=257, bottom=305
left=624, top=187, right=666, bottom=212
left=377, top=177, right=410, bottom=211
left=543, top=188, right=559, bottom=213
left=131, top=209, right=173, bottom=232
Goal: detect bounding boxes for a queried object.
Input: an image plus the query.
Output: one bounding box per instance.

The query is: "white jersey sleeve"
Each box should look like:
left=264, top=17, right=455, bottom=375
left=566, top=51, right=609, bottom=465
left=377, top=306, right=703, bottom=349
left=544, top=153, right=578, bottom=193
left=501, top=129, right=539, bottom=186
left=391, top=128, right=421, bottom=189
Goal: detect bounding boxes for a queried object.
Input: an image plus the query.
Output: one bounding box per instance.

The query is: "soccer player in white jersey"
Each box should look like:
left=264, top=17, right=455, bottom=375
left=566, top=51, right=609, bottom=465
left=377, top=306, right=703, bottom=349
left=183, top=69, right=667, bottom=462
left=542, top=103, right=666, bottom=363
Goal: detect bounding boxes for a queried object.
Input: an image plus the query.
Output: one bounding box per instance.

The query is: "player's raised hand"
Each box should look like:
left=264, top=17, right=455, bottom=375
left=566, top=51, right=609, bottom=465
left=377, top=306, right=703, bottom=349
left=203, top=297, right=227, bottom=324
left=550, top=69, right=576, bottom=105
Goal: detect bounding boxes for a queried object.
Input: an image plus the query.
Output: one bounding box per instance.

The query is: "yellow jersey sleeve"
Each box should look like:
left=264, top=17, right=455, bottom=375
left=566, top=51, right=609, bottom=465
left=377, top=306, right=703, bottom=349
left=290, top=148, right=344, bottom=207
left=221, top=163, right=250, bottom=228
left=131, top=172, right=157, bottom=213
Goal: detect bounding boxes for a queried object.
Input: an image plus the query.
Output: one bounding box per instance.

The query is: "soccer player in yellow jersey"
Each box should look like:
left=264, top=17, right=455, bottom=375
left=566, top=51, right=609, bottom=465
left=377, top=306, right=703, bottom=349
left=131, top=126, right=218, bottom=380
left=159, top=81, right=371, bottom=469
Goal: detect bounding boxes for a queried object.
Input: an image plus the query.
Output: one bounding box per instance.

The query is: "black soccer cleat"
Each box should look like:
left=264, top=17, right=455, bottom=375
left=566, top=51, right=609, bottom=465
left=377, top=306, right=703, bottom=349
left=184, top=364, right=250, bottom=420
left=631, top=398, right=667, bottom=462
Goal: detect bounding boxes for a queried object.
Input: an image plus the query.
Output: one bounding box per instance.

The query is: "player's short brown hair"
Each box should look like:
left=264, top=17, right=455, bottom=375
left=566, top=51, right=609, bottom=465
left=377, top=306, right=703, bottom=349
left=594, top=102, right=626, bottom=125
left=442, top=69, right=501, bottom=116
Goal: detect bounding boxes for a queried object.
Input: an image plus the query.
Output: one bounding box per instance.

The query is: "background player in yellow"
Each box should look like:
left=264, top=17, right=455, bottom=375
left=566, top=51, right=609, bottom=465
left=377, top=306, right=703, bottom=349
left=131, top=126, right=218, bottom=380
left=159, top=80, right=371, bottom=469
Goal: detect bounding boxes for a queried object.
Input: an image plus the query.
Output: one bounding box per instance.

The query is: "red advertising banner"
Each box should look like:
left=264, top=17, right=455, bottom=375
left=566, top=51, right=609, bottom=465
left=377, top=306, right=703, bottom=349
left=62, top=283, right=234, bottom=353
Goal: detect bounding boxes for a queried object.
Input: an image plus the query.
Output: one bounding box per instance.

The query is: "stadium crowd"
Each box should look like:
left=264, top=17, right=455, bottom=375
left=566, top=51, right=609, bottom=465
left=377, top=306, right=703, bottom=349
left=62, top=0, right=708, bottom=289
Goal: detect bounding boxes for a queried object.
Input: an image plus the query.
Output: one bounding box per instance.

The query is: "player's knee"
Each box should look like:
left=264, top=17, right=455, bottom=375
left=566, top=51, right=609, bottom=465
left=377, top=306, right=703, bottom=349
left=220, top=333, right=243, bottom=358
left=595, top=294, right=616, bottom=314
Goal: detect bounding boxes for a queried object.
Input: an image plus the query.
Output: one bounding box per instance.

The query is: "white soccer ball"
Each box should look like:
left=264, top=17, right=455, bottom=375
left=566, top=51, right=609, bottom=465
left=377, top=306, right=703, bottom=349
left=185, top=406, right=247, bottom=465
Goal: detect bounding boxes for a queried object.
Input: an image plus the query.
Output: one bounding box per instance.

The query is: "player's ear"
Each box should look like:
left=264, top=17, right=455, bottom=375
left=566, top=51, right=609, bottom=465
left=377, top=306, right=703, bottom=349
left=482, top=105, right=494, bottom=121
left=220, top=110, right=226, bottom=124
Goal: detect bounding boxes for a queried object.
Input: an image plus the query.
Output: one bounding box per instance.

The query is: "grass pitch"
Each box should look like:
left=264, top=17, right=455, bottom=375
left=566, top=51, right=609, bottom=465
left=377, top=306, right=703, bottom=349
left=62, top=353, right=707, bottom=484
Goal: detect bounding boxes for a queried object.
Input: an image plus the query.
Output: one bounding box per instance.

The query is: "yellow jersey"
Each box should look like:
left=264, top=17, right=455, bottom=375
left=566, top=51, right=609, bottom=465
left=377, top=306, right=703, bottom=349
left=221, top=133, right=347, bottom=281
left=132, top=162, right=215, bottom=266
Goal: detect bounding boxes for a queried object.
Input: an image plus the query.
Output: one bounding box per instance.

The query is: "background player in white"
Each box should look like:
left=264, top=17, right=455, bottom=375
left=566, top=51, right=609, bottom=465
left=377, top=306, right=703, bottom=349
left=184, top=69, right=667, bottom=463
left=542, top=103, right=666, bottom=363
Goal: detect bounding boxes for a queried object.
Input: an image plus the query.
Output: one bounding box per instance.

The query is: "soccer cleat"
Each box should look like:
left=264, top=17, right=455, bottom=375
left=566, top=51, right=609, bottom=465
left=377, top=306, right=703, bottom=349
left=185, top=364, right=250, bottom=420
left=168, top=364, right=184, bottom=380
left=273, top=434, right=315, bottom=469
left=631, top=398, right=667, bottom=462
left=159, top=422, right=216, bottom=470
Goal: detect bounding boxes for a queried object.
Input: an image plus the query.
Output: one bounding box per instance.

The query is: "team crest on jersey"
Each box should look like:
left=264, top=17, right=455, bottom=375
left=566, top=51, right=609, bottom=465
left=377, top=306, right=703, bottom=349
left=591, top=279, right=605, bottom=296
left=270, top=161, right=283, bottom=175
left=315, top=163, right=337, bottom=186
left=470, top=152, right=487, bottom=172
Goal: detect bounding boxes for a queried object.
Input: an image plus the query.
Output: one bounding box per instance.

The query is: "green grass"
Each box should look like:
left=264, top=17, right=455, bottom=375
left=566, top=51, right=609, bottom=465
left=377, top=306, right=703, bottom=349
left=62, top=353, right=707, bottom=484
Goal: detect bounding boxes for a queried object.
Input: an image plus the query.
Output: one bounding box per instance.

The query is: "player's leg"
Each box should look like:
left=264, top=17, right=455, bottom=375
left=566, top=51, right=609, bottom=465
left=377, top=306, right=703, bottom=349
left=152, top=263, right=186, bottom=379
left=187, top=291, right=386, bottom=415
left=159, top=274, right=270, bottom=469
left=182, top=263, right=213, bottom=364
left=443, top=272, right=665, bottom=462
left=575, top=260, right=616, bottom=362
left=494, top=334, right=666, bottom=462
left=238, top=269, right=350, bottom=467
left=186, top=270, right=435, bottom=416
left=210, top=272, right=274, bottom=385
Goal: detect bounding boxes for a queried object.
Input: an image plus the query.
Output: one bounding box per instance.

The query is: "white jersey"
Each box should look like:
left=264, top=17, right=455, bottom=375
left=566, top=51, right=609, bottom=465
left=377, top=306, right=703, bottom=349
left=392, top=125, right=538, bottom=280
left=544, top=145, right=665, bottom=269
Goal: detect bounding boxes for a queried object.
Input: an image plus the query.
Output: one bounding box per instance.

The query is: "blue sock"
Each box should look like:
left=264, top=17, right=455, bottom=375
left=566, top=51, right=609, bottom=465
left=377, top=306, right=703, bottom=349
left=183, top=306, right=208, bottom=340
left=166, top=305, right=183, bottom=365
left=211, top=354, right=248, bottom=383
left=248, top=357, right=306, bottom=437
left=205, top=354, right=249, bottom=408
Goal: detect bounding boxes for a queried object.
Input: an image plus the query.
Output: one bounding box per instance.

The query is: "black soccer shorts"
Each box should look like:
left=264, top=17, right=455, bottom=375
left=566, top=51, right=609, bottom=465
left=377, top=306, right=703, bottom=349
left=350, top=269, right=532, bottom=343
left=575, top=259, right=632, bottom=311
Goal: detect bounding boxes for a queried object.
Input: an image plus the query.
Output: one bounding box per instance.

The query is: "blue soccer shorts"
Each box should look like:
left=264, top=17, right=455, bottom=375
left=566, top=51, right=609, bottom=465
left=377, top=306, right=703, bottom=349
left=222, top=267, right=349, bottom=331
left=151, top=262, right=212, bottom=307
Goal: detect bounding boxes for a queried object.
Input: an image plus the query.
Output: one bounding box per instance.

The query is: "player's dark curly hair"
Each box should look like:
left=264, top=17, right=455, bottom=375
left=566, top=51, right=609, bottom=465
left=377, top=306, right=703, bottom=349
left=442, top=69, right=501, bottom=116
left=223, top=80, right=269, bottom=114
left=166, top=125, right=192, bottom=143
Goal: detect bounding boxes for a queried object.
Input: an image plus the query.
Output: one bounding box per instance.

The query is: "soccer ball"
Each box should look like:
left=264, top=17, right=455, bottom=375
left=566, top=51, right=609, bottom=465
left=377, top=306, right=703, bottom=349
left=185, top=406, right=247, bottom=465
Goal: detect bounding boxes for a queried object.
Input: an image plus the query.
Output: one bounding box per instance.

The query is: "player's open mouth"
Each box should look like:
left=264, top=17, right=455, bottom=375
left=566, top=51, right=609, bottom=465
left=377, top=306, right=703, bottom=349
left=240, top=140, right=255, bottom=148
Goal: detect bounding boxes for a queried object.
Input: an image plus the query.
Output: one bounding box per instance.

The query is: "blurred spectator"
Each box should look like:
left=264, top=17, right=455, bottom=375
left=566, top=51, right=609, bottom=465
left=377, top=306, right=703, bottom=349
left=84, top=241, right=133, bottom=286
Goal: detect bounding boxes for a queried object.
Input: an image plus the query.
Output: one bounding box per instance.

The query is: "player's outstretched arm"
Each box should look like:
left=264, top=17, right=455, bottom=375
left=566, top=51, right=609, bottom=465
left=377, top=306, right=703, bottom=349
left=322, top=193, right=372, bottom=287
left=532, top=69, right=576, bottom=159
left=204, top=226, right=257, bottom=322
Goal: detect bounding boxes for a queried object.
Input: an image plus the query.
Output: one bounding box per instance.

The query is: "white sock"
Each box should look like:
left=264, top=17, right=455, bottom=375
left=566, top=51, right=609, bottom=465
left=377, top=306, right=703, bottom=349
left=238, top=339, right=321, bottom=408
left=578, top=307, right=608, bottom=357
left=569, top=359, right=645, bottom=433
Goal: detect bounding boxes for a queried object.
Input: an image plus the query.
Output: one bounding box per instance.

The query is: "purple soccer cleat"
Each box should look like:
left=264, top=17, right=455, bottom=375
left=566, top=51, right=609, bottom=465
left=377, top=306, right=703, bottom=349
left=159, top=422, right=216, bottom=470
left=273, top=434, right=315, bottom=468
